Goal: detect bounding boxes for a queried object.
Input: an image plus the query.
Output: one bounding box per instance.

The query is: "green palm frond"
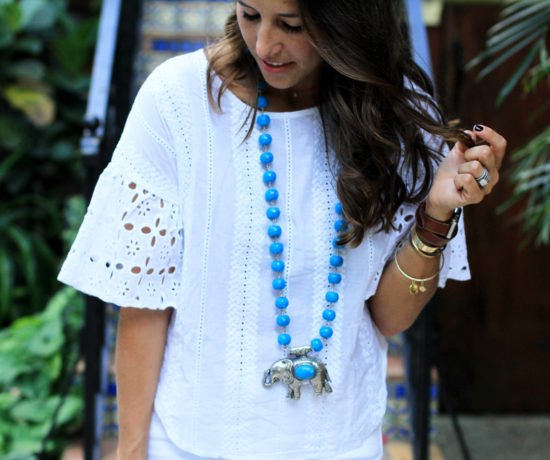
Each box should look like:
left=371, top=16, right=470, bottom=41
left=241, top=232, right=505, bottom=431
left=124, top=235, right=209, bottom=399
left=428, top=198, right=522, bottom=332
left=467, top=0, right=550, bottom=105
left=470, top=0, right=550, bottom=246
left=497, top=126, right=550, bottom=245
left=523, top=46, right=550, bottom=93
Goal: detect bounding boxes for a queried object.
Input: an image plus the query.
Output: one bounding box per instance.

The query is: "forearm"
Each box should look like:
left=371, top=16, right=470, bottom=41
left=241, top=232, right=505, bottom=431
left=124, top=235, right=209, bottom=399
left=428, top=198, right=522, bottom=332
left=116, top=307, right=173, bottom=460
left=368, top=240, right=440, bottom=337
left=371, top=123, right=508, bottom=336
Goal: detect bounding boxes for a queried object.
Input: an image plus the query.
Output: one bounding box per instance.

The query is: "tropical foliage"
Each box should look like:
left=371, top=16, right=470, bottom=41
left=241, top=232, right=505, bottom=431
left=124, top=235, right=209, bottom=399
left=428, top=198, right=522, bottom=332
left=0, top=287, right=84, bottom=460
left=0, top=0, right=98, bottom=457
left=0, top=0, right=98, bottom=324
left=468, top=0, right=550, bottom=245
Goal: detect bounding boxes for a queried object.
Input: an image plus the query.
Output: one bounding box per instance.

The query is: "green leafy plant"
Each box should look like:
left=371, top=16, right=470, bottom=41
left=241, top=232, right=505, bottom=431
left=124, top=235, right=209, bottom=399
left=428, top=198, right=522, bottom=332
left=0, top=194, right=85, bottom=459
left=0, top=286, right=84, bottom=459
left=0, top=0, right=97, bottom=455
left=0, top=0, right=98, bottom=324
left=468, top=0, right=550, bottom=245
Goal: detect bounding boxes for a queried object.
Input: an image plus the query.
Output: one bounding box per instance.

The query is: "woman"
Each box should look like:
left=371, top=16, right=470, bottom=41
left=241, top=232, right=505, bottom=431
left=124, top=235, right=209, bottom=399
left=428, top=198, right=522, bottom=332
left=59, top=1, right=506, bottom=459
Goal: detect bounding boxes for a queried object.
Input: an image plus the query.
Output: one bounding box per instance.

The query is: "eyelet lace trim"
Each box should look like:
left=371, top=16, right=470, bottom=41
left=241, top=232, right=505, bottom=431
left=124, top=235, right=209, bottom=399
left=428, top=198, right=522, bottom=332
left=59, top=166, right=183, bottom=309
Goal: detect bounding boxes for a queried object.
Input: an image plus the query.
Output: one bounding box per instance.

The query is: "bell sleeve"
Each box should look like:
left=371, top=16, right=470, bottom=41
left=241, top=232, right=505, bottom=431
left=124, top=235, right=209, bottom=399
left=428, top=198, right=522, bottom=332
left=58, top=65, right=184, bottom=310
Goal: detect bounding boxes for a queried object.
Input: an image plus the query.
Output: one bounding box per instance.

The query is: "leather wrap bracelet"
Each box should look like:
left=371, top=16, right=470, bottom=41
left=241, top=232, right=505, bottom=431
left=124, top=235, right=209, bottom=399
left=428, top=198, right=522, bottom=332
left=415, top=202, right=461, bottom=248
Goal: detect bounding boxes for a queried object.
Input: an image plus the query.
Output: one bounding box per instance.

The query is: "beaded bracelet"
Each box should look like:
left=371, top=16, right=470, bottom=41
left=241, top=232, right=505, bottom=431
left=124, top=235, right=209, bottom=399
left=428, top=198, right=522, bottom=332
left=394, top=249, right=444, bottom=295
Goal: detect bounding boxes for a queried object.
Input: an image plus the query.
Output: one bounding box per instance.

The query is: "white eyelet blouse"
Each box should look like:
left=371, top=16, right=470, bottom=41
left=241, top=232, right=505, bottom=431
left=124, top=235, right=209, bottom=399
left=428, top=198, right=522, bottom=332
left=58, top=49, right=470, bottom=460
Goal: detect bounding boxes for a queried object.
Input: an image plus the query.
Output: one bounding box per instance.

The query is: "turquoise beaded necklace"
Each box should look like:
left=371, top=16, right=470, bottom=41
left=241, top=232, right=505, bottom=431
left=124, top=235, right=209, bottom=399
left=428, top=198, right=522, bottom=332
left=258, top=87, right=347, bottom=399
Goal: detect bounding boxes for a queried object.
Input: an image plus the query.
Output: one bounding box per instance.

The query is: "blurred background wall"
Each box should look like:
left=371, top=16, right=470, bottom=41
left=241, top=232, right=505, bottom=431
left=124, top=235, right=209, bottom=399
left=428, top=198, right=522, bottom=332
left=427, top=2, right=550, bottom=413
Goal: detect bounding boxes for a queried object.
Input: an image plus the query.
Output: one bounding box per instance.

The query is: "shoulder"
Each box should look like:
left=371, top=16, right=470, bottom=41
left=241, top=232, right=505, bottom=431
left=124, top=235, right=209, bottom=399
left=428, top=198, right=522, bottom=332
left=130, top=50, right=211, bottom=135
left=144, top=49, right=207, bottom=95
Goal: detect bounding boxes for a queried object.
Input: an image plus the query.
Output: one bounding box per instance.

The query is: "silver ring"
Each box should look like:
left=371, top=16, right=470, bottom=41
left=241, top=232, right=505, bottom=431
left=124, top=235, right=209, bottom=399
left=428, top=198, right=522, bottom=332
left=475, top=168, right=491, bottom=188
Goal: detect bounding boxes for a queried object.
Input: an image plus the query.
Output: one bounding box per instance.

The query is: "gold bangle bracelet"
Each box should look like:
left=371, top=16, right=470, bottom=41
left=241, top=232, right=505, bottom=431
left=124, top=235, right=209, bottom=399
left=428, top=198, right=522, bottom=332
left=410, top=225, right=445, bottom=258
left=394, top=249, right=444, bottom=295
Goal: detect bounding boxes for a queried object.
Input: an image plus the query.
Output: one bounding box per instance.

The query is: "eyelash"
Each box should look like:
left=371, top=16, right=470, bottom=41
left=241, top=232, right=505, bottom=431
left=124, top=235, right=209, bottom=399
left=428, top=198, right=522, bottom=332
left=241, top=11, right=303, bottom=34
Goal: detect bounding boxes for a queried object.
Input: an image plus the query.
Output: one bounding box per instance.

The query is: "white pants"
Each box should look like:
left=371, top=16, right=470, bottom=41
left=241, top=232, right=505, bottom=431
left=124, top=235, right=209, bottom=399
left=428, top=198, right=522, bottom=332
left=148, top=411, right=383, bottom=460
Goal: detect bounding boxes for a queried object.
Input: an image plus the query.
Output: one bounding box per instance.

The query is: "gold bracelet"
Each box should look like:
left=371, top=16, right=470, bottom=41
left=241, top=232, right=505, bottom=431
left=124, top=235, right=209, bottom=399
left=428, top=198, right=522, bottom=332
left=410, top=225, right=445, bottom=258
left=394, top=249, right=444, bottom=295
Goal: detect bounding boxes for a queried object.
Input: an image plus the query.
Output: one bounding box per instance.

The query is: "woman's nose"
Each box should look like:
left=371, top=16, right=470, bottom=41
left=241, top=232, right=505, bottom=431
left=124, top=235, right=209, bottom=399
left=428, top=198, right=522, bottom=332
left=256, top=24, right=283, bottom=58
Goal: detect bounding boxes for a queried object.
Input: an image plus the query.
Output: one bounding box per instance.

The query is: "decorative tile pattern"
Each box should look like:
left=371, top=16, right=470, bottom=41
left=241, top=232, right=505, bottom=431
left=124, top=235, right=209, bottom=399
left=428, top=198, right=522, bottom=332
left=135, top=0, right=232, bottom=83
left=383, top=336, right=439, bottom=443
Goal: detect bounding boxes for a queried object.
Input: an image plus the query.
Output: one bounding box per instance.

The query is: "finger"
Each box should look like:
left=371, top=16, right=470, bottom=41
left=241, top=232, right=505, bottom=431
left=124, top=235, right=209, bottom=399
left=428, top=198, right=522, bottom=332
left=458, top=164, right=499, bottom=195
left=457, top=129, right=490, bottom=149
left=471, top=124, right=507, bottom=168
left=454, top=173, right=486, bottom=204
left=463, top=145, right=501, bottom=192
left=457, top=162, right=499, bottom=194
left=464, top=144, right=497, bottom=171
left=458, top=160, right=487, bottom=179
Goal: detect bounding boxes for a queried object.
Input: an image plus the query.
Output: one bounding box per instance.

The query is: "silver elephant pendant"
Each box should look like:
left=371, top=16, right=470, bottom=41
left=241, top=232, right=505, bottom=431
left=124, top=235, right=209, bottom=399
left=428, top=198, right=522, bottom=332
left=263, top=345, right=333, bottom=400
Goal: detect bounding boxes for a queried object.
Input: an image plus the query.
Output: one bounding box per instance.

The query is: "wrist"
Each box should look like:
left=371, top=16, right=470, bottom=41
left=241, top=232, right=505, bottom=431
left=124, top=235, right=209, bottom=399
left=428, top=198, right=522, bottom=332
left=414, top=201, right=462, bottom=250
left=425, top=196, right=454, bottom=221
left=410, top=226, right=444, bottom=257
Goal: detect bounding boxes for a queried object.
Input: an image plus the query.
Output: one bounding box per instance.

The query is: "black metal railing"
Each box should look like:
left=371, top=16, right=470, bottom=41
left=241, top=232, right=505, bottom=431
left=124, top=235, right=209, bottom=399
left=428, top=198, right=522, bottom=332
left=80, top=1, right=143, bottom=458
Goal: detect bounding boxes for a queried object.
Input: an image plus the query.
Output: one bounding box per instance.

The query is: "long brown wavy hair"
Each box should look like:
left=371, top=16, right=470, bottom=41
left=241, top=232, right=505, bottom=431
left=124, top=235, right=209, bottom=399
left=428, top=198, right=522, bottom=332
left=207, top=0, right=463, bottom=247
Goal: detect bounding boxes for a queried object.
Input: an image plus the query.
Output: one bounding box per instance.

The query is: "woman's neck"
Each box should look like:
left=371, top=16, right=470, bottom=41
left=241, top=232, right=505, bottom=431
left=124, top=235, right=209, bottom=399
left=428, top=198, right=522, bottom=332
left=266, top=85, right=321, bottom=111
left=230, top=79, right=320, bottom=112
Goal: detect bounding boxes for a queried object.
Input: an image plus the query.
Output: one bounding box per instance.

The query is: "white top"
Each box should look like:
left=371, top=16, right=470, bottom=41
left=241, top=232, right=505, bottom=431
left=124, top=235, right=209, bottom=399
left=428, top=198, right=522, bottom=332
left=58, top=49, right=470, bottom=460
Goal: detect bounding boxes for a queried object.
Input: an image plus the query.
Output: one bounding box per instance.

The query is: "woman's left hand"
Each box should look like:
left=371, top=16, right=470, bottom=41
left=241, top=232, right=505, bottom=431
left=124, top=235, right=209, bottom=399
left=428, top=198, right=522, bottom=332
left=425, top=124, right=507, bottom=220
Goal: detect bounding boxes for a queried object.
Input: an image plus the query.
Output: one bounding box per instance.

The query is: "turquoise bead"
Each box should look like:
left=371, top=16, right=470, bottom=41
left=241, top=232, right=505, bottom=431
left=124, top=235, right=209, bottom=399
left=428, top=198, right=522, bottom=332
left=311, top=338, right=324, bottom=352
left=270, top=242, right=284, bottom=254
left=263, top=170, right=276, bottom=184
left=278, top=333, right=291, bottom=346
left=334, top=219, right=347, bottom=232
left=326, top=291, right=339, bottom=303
left=258, top=95, right=268, bottom=109
left=323, top=309, right=336, bottom=322
left=271, top=260, right=285, bottom=272
left=260, top=152, right=274, bottom=164
left=259, top=92, right=345, bottom=353
left=272, top=278, right=286, bottom=290
left=265, top=188, right=279, bottom=202
left=257, top=113, right=270, bottom=128
left=275, top=297, right=289, bottom=309
left=268, top=225, right=282, bottom=238
left=276, top=315, right=290, bottom=327
left=267, top=207, right=281, bottom=220
left=332, top=237, right=342, bottom=248
left=259, top=133, right=272, bottom=146
left=294, top=363, right=316, bottom=380
left=330, top=255, right=344, bottom=267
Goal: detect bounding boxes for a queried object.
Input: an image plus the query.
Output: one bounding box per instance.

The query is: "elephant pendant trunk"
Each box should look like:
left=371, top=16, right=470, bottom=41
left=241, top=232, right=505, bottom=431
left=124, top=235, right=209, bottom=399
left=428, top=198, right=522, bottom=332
left=262, top=346, right=333, bottom=400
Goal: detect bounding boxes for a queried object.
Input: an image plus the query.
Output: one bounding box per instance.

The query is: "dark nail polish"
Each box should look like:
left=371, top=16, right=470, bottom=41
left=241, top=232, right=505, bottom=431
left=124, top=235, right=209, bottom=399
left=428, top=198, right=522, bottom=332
left=474, top=124, right=484, bottom=132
